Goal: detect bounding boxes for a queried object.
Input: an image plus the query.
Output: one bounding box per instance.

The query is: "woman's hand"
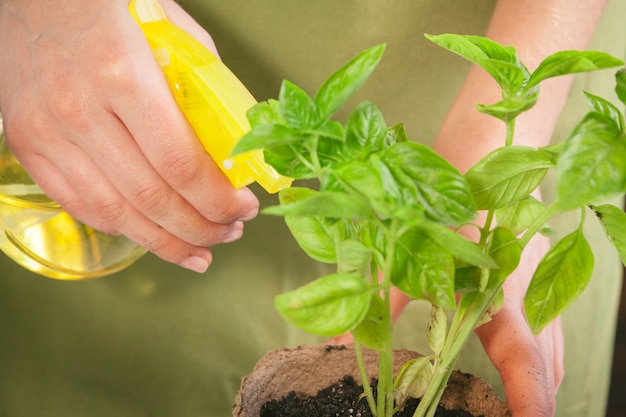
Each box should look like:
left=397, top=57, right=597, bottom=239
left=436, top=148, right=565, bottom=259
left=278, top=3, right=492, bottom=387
left=0, top=0, right=259, bottom=272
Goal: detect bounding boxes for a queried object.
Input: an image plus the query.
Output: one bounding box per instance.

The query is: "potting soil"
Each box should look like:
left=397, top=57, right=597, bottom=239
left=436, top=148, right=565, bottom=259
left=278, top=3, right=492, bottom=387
left=259, top=375, right=481, bottom=417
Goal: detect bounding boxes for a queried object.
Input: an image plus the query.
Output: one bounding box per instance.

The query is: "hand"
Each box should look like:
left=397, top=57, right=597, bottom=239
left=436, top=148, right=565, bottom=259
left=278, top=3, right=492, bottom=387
left=0, top=0, right=259, bottom=272
left=475, top=233, right=564, bottom=417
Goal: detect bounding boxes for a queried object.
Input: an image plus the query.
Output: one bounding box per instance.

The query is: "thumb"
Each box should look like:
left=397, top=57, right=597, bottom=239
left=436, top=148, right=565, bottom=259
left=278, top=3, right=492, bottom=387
left=476, top=311, right=562, bottom=417
left=158, top=0, right=220, bottom=57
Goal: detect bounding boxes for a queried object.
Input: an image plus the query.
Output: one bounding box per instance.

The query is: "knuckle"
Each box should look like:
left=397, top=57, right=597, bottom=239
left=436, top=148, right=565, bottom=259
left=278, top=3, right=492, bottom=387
left=92, top=197, right=128, bottom=227
left=3, top=106, right=46, bottom=152
left=97, top=52, right=141, bottom=94
left=140, top=235, right=168, bottom=254
left=37, top=70, right=92, bottom=134
left=58, top=197, right=119, bottom=236
left=131, top=182, right=169, bottom=215
left=208, top=201, right=244, bottom=223
left=137, top=233, right=182, bottom=261
left=159, top=148, right=204, bottom=186
left=39, top=76, right=95, bottom=136
left=52, top=83, right=87, bottom=118
left=2, top=116, right=28, bottom=151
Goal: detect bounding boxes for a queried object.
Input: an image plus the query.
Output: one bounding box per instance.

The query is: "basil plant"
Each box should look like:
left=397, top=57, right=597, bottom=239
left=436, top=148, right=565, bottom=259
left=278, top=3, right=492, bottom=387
left=232, top=34, right=626, bottom=417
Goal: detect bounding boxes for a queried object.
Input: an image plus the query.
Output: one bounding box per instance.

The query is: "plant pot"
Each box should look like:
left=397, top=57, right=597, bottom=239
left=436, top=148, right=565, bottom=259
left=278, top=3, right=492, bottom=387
left=234, top=344, right=511, bottom=417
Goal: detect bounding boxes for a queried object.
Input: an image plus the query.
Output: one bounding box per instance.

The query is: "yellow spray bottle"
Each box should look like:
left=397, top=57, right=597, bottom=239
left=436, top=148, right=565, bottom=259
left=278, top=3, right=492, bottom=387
left=129, top=0, right=292, bottom=193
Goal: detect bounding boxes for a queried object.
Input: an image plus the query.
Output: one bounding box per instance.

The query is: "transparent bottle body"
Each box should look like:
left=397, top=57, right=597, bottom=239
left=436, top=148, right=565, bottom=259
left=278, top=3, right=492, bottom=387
left=0, top=119, right=146, bottom=280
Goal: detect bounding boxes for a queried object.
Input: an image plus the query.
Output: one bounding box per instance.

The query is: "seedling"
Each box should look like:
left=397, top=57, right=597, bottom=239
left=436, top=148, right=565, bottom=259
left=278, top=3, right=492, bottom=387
left=232, top=34, right=626, bottom=417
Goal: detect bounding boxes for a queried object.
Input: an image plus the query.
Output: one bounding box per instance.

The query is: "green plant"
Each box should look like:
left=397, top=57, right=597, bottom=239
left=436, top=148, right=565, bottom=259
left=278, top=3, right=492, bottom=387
left=232, top=34, right=626, bottom=417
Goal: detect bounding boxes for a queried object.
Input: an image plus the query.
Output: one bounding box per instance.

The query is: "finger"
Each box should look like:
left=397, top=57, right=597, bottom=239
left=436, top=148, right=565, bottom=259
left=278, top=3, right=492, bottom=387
left=476, top=312, right=553, bottom=417
left=551, top=317, right=565, bottom=391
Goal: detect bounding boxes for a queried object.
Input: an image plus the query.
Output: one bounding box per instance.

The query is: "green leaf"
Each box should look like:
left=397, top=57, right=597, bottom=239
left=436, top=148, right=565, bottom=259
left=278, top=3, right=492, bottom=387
left=425, top=34, right=528, bottom=95
left=263, top=189, right=370, bottom=218
left=418, top=223, right=497, bottom=269
left=591, top=204, right=626, bottom=266
left=344, top=101, right=387, bottom=159
left=476, top=94, right=538, bottom=122
left=352, top=294, right=387, bottom=351
left=246, top=99, right=282, bottom=127
left=309, top=120, right=345, bottom=141
left=327, top=160, right=383, bottom=193
left=314, top=44, right=386, bottom=121
left=275, top=272, right=372, bottom=337
left=616, top=68, right=626, bottom=106
left=315, top=136, right=346, bottom=170
left=557, top=112, right=626, bottom=210
left=528, top=50, right=624, bottom=89
left=425, top=34, right=518, bottom=72
left=454, top=265, right=482, bottom=294
left=583, top=91, right=624, bottom=132
left=524, top=229, right=594, bottom=334
left=275, top=188, right=337, bottom=263
left=386, top=123, right=410, bottom=146
left=425, top=33, right=490, bottom=64
left=262, top=143, right=314, bottom=179
left=284, top=215, right=338, bottom=264
left=391, top=228, right=456, bottom=309
left=337, top=239, right=371, bottom=276
left=539, top=142, right=564, bottom=163
left=383, top=142, right=476, bottom=226
left=394, top=357, right=434, bottom=410
left=279, top=80, right=320, bottom=129
left=465, top=146, right=553, bottom=210
left=496, top=195, right=555, bottom=237
left=481, top=58, right=529, bottom=95
left=370, top=156, right=417, bottom=220
left=328, top=160, right=411, bottom=221
left=232, top=124, right=304, bottom=156
left=487, top=227, right=521, bottom=289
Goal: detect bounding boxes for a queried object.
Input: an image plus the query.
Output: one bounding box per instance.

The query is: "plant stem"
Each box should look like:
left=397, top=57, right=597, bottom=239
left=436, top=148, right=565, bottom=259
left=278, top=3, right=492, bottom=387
left=375, top=222, right=401, bottom=417
left=505, top=117, right=516, bottom=147
left=355, top=340, right=378, bottom=416
left=478, top=210, right=495, bottom=248
left=377, top=275, right=395, bottom=417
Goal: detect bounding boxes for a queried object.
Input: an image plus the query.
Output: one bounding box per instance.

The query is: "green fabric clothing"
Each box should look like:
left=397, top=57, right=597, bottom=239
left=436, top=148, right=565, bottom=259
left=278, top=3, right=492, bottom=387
left=0, top=1, right=624, bottom=417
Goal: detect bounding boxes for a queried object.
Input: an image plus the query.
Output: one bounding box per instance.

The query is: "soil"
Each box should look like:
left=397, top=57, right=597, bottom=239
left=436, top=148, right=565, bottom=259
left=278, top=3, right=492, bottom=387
left=260, top=375, right=479, bottom=417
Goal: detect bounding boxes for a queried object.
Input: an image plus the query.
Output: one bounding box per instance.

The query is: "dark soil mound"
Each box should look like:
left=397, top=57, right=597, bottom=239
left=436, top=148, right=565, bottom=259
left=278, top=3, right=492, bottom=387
left=260, top=375, right=479, bottom=417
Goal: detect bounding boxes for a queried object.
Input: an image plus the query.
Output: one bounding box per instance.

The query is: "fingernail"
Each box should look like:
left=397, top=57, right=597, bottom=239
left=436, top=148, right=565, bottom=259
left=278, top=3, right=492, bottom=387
left=241, top=206, right=259, bottom=221
left=180, top=256, right=209, bottom=273
left=223, top=222, right=244, bottom=243
left=239, top=189, right=260, bottom=221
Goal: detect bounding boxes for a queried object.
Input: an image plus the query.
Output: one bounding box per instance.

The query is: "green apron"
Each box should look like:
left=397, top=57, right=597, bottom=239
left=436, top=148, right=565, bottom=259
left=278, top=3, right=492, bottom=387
left=0, top=1, right=623, bottom=416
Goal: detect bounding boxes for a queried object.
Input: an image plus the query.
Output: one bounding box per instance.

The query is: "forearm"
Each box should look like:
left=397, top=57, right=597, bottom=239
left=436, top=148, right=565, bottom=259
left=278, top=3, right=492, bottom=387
left=433, top=0, right=608, bottom=170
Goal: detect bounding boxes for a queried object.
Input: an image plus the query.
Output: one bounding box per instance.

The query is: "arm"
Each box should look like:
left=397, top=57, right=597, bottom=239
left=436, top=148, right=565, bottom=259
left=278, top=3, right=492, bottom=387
left=0, top=0, right=259, bottom=272
left=434, top=1, right=607, bottom=416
